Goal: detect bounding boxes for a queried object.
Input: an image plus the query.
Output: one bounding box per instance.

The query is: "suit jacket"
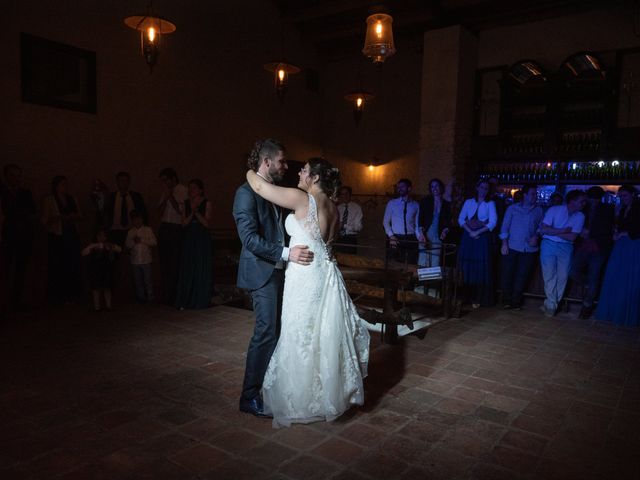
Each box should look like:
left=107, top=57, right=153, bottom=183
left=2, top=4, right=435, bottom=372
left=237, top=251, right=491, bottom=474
left=233, top=182, right=285, bottom=290
left=582, top=203, right=615, bottom=252
left=105, top=190, right=148, bottom=228
left=418, top=196, right=451, bottom=237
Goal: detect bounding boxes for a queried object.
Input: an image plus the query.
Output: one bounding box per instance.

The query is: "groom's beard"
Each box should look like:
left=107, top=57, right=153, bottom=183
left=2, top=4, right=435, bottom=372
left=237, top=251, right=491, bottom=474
left=269, top=166, right=285, bottom=184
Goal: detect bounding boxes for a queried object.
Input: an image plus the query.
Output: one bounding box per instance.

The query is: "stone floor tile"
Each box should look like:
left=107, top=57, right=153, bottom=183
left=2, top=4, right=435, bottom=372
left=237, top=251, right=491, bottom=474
left=169, top=443, right=230, bottom=474
left=241, top=441, right=299, bottom=469
left=277, top=454, right=339, bottom=480
left=310, top=437, right=365, bottom=465
left=498, top=429, right=548, bottom=455
left=485, top=445, right=540, bottom=474
left=433, top=397, right=478, bottom=416
left=416, top=446, right=475, bottom=479
left=352, top=452, right=410, bottom=479
left=207, top=427, right=264, bottom=453
left=202, top=458, right=269, bottom=480
left=339, top=421, right=386, bottom=446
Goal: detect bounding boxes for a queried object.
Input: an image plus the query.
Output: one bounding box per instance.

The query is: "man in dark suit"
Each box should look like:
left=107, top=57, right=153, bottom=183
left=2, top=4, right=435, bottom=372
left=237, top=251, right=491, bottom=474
left=106, top=171, right=148, bottom=247
left=232, top=139, right=313, bottom=417
left=570, top=186, right=615, bottom=319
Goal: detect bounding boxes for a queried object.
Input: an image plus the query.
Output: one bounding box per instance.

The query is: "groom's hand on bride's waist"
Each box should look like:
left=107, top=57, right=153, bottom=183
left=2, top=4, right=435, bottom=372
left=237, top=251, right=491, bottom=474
left=289, top=245, right=314, bottom=265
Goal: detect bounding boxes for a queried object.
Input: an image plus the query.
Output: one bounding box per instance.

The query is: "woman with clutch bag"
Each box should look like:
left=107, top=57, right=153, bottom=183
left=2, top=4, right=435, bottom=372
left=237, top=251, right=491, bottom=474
left=457, top=179, right=498, bottom=308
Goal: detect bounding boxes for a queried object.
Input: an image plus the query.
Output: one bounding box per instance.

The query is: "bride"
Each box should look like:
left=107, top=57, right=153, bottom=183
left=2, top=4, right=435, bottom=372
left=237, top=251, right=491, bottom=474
left=246, top=157, right=370, bottom=427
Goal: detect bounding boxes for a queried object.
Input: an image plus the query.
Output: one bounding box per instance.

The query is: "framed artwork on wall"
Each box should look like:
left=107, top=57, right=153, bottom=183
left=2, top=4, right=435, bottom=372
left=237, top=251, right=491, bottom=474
left=20, top=33, right=97, bottom=114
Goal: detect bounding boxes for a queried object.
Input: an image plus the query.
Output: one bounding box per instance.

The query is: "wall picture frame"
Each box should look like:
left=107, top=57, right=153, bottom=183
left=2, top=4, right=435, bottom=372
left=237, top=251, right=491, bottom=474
left=20, top=33, right=97, bottom=114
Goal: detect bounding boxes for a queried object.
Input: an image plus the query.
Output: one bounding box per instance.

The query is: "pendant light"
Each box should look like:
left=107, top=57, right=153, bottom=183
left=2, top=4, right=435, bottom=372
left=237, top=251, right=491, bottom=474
left=124, top=3, right=176, bottom=73
left=362, top=11, right=396, bottom=65
left=263, top=62, right=301, bottom=103
left=344, top=91, right=374, bottom=124
left=264, top=23, right=300, bottom=103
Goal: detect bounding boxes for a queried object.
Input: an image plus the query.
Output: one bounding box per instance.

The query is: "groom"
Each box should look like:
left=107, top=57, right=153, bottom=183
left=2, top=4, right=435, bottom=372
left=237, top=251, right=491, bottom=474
left=233, top=139, right=314, bottom=417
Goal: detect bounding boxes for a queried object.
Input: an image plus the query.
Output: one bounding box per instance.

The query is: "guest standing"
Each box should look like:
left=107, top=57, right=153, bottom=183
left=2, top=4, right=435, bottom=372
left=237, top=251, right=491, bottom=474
left=106, top=171, right=147, bottom=247
left=0, top=164, right=36, bottom=311
left=90, top=179, right=109, bottom=228
left=335, top=186, right=363, bottom=254
left=596, top=185, right=640, bottom=327
left=457, top=179, right=498, bottom=308
left=569, top=186, right=615, bottom=319
left=157, top=168, right=188, bottom=304
left=499, top=184, right=544, bottom=310
left=418, top=178, right=451, bottom=267
left=41, top=176, right=83, bottom=305
left=538, top=190, right=586, bottom=317
left=126, top=211, right=157, bottom=304
left=383, top=178, right=420, bottom=264
left=82, top=228, right=121, bottom=311
left=175, top=179, right=213, bottom=309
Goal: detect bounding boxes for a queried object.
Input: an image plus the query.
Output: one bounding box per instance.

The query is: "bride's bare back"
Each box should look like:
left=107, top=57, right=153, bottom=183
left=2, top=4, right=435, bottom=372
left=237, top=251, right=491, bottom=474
left=300, top=193, right=338, bottom=244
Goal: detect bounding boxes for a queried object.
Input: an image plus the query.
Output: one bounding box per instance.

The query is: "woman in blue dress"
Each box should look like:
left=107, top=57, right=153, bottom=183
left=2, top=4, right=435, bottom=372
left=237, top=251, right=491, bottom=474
left=596, top=184, right=640, bottom=327
left=457, top=179, right=498, bottom=308
left=175, top=179, right=213, bottom=309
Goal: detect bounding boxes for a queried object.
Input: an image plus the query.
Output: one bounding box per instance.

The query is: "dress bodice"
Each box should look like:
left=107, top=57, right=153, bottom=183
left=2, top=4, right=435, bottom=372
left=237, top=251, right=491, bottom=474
left=285, top=193, right=332, bottom=261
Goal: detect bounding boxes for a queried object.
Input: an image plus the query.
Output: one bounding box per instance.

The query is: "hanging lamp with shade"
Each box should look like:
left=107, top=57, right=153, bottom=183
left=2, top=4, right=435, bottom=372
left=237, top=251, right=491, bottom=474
left=362, top=10, right=396, bottom=65
left=264, top=23, right=301, bottom=103
left=263, top=62, right=301, bottom=103
left=124, top=3, right=176, bottom=72
left=344, top=90, right=374, bottom=124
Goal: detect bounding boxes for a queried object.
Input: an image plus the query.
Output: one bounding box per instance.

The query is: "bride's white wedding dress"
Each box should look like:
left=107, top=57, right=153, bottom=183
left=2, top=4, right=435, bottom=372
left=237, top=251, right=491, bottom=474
left=262, top=194, right=370, bottom=427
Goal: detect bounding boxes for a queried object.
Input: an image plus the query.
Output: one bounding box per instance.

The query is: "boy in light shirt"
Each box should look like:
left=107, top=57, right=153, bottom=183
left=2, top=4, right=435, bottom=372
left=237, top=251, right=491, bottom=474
left=126, top=210, right=157, bottom=303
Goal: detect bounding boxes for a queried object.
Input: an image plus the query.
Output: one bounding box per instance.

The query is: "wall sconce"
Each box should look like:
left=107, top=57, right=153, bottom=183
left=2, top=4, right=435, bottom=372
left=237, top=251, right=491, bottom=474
left=368, top=157, right=380, bottom=171
left=124, top=8, right=176, bottom=73
left=362, top=12, right=396, bottom=65
left=344, top=90, right=374, bottom=125
left=263, top=62, right=301, bottom=103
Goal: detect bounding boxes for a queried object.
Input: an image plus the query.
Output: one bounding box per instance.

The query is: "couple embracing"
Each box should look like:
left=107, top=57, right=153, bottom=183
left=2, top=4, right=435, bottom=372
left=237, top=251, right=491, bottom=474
left=232, top=139, right=370, bottom=427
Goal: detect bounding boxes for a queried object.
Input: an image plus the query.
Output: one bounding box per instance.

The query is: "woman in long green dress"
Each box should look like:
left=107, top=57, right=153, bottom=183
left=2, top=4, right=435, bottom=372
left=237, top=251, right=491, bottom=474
left=175, top=179, right=213, bottom=309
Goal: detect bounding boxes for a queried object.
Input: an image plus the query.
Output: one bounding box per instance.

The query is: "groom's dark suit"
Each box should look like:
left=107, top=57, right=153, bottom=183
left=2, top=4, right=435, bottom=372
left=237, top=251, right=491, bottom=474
left=233, top=182, right=286, bottom=404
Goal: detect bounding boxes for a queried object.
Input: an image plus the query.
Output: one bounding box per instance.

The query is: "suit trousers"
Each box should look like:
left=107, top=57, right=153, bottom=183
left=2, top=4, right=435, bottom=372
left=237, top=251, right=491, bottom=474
left=158, top=223, right=183, bottom=304
left=500, top=249, right=537, bottom=307
left=241, top=268, right=284, bottom=402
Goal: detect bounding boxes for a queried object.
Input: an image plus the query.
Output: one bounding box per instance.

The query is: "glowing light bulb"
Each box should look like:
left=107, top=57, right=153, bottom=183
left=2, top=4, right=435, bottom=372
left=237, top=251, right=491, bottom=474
left=375, top=21, right=383, bottom=38
left=572, top=163, right=577, bottom=170
left=147, top=27, right=156, bottom=43
left=597, top=160, right=605, bottom=168
left=612, top=160, right=620, bottom=166
left=546, top=162, right=552, bottom=168
left=356, top=97, right=363, bottom=108
left=278, top=69, right=285, bottom=82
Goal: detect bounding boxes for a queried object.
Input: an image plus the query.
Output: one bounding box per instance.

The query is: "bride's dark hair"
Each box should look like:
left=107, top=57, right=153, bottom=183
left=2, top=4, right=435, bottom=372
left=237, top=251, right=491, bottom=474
left=307, top=157, right=341, bottom=198
left=247, top=138, right=285, bottom=171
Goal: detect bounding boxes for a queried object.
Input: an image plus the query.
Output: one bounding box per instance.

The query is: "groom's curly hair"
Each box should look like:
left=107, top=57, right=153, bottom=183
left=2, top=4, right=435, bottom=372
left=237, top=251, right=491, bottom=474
left=247, top=138, right=285, bottom=171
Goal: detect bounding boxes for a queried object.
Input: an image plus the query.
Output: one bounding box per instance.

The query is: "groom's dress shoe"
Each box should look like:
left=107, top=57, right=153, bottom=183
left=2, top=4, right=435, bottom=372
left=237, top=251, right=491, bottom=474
left=239, top=398, right=271, bottom=418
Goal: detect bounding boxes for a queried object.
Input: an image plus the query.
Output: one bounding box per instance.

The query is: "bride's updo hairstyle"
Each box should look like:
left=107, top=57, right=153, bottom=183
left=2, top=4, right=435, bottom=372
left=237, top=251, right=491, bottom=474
left=308, top=157, right=341, bottom=199
left=247, top=138, right=285, bottom=171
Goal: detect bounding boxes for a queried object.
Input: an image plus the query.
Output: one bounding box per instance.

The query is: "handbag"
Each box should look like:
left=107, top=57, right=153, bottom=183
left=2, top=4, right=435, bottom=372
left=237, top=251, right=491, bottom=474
left=466, top=205, right=487, bottom=231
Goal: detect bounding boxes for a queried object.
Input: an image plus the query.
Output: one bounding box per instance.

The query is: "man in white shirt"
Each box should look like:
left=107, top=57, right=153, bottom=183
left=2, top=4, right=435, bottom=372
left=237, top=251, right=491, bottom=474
left=157, top=168, right=188, bottom=304
left=538, top=190, right=587, bottom=316
left=383, top=178, right=420, bottom=264
left=126, top=210, right=158, bottom=303
left=335, top=186, right=363, bottom=254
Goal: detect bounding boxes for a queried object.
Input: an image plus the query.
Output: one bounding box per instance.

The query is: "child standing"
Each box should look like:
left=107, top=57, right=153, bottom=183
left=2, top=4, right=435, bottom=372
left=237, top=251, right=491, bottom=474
left=126, top=210, right=157, bottom=303
left=82, top=228, right=121, bottom=311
